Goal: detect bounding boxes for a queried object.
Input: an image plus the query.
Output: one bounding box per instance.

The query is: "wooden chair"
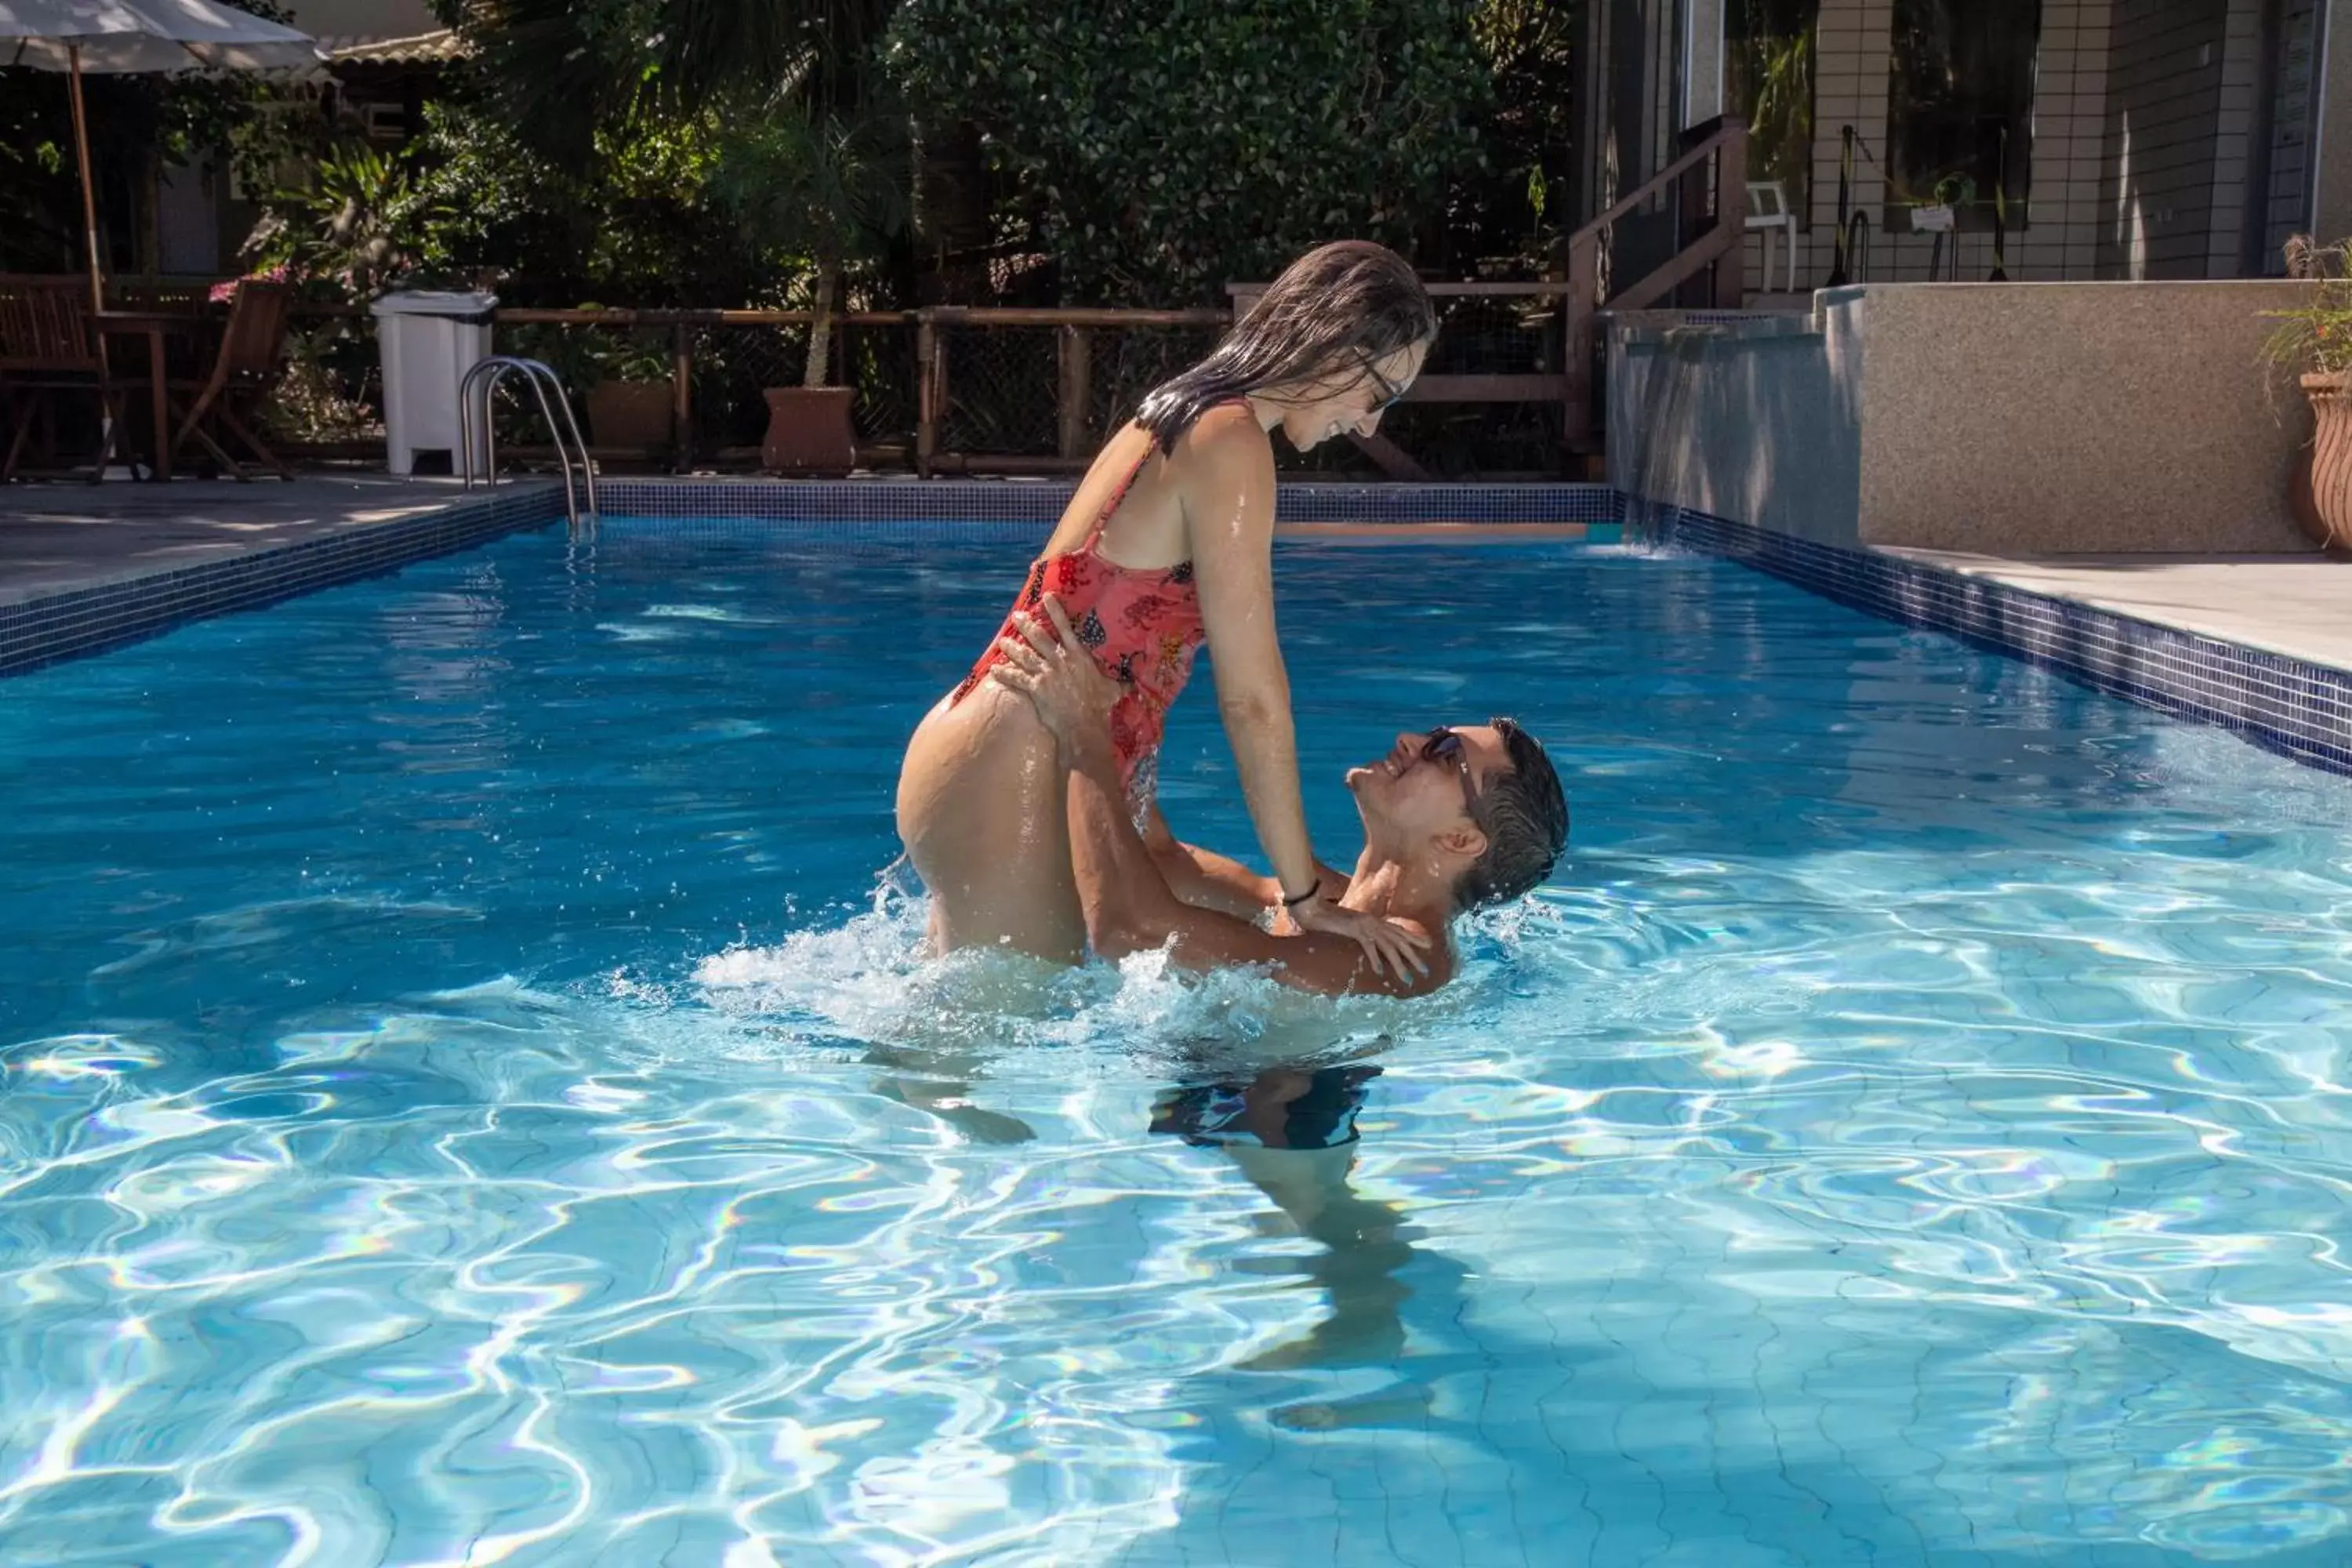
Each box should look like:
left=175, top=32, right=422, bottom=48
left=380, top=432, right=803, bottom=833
left=169, top=278, right=294, bottom=481
left=0, top=274, right=123, bottom=482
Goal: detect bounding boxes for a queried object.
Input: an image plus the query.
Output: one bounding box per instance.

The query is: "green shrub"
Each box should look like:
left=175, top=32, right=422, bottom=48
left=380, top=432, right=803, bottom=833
left=884, top=0, right=1493, bottom=302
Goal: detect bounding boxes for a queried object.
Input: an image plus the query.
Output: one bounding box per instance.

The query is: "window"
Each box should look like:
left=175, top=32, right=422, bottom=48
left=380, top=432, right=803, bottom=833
left=1727, top=0, right=1820, bottom=229
left=1886, top=0, right=2042, bottom=227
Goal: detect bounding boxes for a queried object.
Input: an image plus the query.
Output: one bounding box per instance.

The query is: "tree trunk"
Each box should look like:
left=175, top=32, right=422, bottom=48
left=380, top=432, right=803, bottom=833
left=804, top=259, right=838, bottom=388
left=910, top=118, right=995, bottom=304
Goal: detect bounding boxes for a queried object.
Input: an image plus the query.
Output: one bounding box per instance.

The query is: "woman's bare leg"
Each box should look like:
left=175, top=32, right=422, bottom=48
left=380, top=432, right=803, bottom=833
left=895, top=681, right=1088, bottom=962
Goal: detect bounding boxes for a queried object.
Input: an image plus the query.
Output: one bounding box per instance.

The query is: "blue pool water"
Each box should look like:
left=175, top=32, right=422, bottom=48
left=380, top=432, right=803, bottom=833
left=5, top=517, right=2352, bottom=1566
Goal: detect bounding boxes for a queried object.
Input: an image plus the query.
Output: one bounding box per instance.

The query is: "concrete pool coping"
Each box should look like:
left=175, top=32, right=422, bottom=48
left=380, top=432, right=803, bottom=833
left=0, top=475, right=489, bottom=608
left=1875, top=549, right=2352, bottom=677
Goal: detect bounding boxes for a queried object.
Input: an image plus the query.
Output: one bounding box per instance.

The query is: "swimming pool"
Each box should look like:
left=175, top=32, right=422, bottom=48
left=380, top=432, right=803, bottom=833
left=5, top=515, right=2350, bottom=1566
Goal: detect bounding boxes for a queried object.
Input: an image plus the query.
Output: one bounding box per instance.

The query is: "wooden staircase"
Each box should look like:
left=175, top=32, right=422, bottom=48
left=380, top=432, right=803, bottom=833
left=1563, top=115, right=1750, bottom=465
left=1225, top=118, right=1748, bottom=480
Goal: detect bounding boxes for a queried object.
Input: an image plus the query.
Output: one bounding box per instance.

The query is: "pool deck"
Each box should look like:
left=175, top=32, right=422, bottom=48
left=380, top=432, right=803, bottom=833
left=0, top=476, right=474, bottom=607
left=3, top=478, right=2349, bottom=681
left=1881, top=548, right=2352, bottom=677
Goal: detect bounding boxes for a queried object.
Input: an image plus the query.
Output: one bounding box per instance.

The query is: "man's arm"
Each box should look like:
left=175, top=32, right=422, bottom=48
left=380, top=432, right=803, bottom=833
left=1064, top=724, right=1433, bottom=997
left=1144, top=806, right=1352, bottom=922
left=1143, top=807, right=1278, bottom=919
left=986, top=599, right=1436, bottom=999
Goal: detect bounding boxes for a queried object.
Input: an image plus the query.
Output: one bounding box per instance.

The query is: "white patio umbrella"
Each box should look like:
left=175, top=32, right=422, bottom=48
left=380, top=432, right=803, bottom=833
left=0, top=1, right=324, bottom=315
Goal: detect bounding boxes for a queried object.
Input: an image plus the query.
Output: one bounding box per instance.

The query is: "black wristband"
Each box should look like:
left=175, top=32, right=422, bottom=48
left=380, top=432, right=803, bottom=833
left=1279, top=878, right=1322, bottom=909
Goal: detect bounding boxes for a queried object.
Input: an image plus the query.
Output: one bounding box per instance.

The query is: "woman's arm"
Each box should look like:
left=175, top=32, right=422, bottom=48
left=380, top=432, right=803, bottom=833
left=1177, top=409, right=1428, bottom=978
left=1177, top=408, right=1318, bottom=899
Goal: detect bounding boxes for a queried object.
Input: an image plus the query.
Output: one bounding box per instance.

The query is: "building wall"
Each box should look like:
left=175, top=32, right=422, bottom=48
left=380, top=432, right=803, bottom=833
left=2096, top=0, right=2230, bottom=278
left=1730, top=0, right=2294, bottom=289
left=1756, top=0, right=2122, bottom=288
left=1610, top=282, right=2318, bottom=555
left=2261, top=0, right=2322, bottom=268
left=2314, top=0, right=2352, bottom=240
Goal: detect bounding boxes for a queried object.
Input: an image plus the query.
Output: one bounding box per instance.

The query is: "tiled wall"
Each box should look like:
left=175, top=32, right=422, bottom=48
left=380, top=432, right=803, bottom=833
left=2020, top=0, right=2115, bottom=281
left=2261, top=0, right=2321, bottom=270
left=2096, top=0, right=2233, bottom=278
left=1740, top=0, right=2285, bottom=289
left=1794, top=0, right=1892, bottom=288
left=1768, top=0, right=2122, bottom=287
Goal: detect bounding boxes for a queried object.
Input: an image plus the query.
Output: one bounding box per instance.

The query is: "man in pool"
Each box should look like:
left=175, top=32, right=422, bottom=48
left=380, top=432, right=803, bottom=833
left=984, top=597, right=1569, bottom=997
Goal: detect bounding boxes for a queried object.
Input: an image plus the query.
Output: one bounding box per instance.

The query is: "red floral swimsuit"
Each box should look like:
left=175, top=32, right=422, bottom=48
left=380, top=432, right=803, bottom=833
left=953, top=439, right=1207, bottom=801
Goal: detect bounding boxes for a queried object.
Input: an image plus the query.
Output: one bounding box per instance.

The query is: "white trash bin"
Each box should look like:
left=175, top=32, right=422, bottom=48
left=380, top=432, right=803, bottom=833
left=370, top=289, right=498, bottom=475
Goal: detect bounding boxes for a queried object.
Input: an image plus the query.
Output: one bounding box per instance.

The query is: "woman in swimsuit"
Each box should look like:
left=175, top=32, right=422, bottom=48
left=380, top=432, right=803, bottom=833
left=896, top=241, right=1436, bottom=978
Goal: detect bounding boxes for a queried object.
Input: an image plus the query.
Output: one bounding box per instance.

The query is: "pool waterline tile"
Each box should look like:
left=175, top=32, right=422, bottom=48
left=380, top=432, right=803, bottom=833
left=0, top=481, right=1615, bottom=677
left=7, top=477, right=2347, bottom=782
left=1640, top=501, right=2352, bottom=779
left=0, top=485, right=561, bottom=678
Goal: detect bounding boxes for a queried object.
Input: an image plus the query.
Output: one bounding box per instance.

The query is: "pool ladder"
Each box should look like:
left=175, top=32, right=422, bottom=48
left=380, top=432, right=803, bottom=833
left=459, top=356, right=599, bottom=532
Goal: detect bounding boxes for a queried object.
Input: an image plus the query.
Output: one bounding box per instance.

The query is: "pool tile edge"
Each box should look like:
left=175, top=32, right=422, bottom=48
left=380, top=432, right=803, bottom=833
left=1652, top=504, right=2352, bottom=777
left=593, top=478, right=1622, bottom=526
left=0, top=485, right=563, bottom=679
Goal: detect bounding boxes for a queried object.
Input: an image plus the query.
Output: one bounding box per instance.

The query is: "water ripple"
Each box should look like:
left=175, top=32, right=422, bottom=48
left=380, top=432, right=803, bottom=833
left=4, top=530, right=2352, bottom=1564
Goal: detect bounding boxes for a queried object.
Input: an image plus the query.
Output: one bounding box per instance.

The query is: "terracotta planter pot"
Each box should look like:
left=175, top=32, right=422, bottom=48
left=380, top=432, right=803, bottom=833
left=2296, top=372, right=2352, bottom=554
left=584, top=379, right=673, bottom=449
left=761, top=387, right=858, bottom=474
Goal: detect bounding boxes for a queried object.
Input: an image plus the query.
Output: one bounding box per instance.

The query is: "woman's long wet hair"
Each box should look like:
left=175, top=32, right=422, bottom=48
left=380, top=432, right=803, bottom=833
left=1135, top=241, right=1436, bottom=448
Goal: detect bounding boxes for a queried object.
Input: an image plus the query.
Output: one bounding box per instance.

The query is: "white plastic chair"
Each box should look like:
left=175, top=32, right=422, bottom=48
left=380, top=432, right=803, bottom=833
left=1745, top=180, right=1799, bottom=292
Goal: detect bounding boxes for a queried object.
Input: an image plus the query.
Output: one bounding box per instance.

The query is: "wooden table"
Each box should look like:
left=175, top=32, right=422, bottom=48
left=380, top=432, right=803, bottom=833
left=93, top=310, right=206, bottom=481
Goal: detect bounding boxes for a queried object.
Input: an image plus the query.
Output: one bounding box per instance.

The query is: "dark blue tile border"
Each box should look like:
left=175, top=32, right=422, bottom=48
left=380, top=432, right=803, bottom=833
left=11, top=477, right=2339, bottom=783
left=0, top=480, right=1617, bottom=681
left=1645, top=502, right=2352, bottom=778
left=594, top=478, right=1621, bottom=526
left=0, top=485, right=562, bottom=679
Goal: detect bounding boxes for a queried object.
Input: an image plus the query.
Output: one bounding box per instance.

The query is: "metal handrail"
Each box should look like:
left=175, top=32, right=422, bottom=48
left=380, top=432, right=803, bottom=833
left=458, top=354, right=598, bottom=529
left=1845, top=212, right=1873, bottom=285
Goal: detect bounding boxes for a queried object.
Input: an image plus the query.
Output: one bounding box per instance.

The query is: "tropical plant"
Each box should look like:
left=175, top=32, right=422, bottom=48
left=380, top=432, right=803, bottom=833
left=244, top=141, right=444, bottom=300
left=1465, top=0, right=1581, bottom=268
left=433, top=0, right=899, bottom=165
left=2261, top=241, right=2352, bottom=378
left=401, top=95, right=751, bottom=306
left=262, top=324, right=382, bottom=442
left=1929, top=172, right=1976, bottom=209
left=1722, top=0, right=1820, bottom=244
left=884, top=0, right=1490, bottom=303
left=709, top=103, right=909, bottom=385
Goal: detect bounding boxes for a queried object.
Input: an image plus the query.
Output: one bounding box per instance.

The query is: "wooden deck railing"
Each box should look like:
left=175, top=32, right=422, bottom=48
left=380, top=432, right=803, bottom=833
left=1223, top=281, right=1584, bottom=481
left=1559, top=114, right=1749, bottom=454
left=233, top=155, right=1749, bottom=479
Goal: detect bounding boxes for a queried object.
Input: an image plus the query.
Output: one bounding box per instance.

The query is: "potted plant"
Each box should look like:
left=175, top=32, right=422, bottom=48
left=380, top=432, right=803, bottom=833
left=2261, top=239, right=2352, bottom=554
left=575, top=318, right=675, bottom=452
left=713, top=103, right=908, bottom=474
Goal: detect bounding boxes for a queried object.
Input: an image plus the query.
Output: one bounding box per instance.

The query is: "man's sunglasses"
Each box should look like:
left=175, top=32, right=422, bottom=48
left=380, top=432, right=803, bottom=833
left=1421, top=726, right=1481, bottom=817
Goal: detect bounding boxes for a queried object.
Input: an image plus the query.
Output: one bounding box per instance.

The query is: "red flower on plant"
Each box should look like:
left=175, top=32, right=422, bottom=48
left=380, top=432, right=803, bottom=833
left=208, top=263, right=290, bottom=305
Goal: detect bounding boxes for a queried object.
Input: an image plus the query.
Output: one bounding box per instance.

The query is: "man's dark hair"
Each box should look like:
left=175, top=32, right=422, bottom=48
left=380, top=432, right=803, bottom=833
left=1454, top=717, right=1569, bottom=911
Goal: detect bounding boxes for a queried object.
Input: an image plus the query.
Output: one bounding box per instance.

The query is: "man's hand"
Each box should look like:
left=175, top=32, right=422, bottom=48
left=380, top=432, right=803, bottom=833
left=987, top=594, right=1121, bottom=764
